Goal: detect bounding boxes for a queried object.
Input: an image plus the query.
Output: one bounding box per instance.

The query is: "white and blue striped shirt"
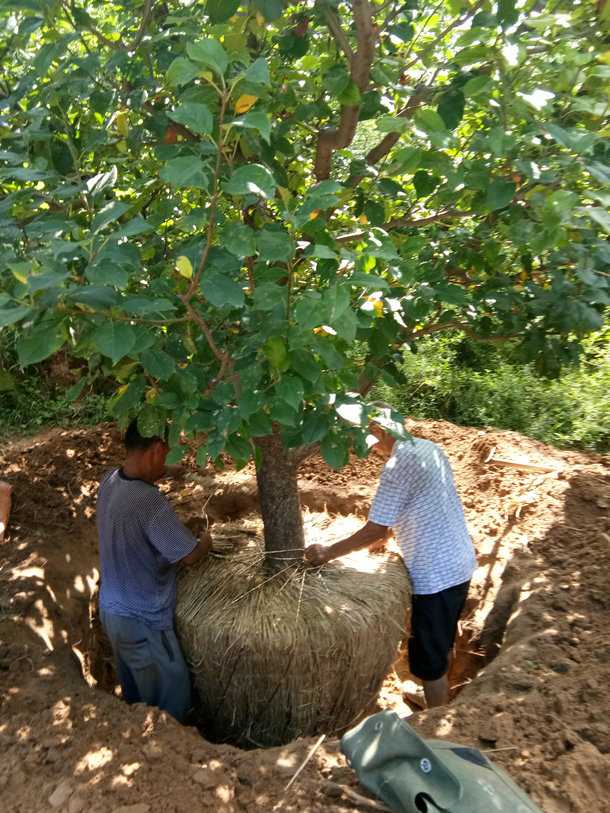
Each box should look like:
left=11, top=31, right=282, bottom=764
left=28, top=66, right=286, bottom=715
left=369, top=438, right=476, bottom=595
left=97, top=468, right=197, bottom=629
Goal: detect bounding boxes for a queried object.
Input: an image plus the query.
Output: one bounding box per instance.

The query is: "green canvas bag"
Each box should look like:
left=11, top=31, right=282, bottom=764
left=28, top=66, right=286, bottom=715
left=340, top=711, right=542, bottom=813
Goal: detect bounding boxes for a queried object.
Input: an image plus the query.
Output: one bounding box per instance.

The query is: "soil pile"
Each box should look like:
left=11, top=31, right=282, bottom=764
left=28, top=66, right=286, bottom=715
left=0, top=420, right=608, bottom=812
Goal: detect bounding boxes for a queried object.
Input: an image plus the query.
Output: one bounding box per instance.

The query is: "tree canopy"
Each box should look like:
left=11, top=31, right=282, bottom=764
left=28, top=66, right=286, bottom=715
left=0, top=0, right=608, bottom=469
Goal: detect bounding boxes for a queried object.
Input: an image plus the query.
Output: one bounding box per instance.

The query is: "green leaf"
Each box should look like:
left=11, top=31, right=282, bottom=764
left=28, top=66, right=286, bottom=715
left=141, top=349, right=176, bottom=381
left=232, top=111, right=271, bottom=143
left=86, top=166, right=117, bottom=196
left=256, top=226, right=294, bottom=261
left=320, top=434, right=349, bottom=469
left=338, top=80, right=361, bottom=107
left=254, top=0, right=283, bottom=21
left=226, top=434, right=252, bottom=466
left=93, top=322, right=137, bottom=365
left=388, top=147, right=423, bottom=175
left=245, top=57, right=270, bottom=86
left=263, top=336, right=288, bottom=370
left=137, top=404, right=165, bottom=438
left=310, top=244, right=338, bottom=260
left=92, top=201, right=129, bottom=233
left=546, top=124, right=596, bottom=155
left=497, top=0, right=518, bottom=27
left=583, top=208, right=610, bottom=235
left=0, top=305, right=32, bottom=328
left=121, top=297, right=176, bottom=315
left=463, top=76, right=491, bottom=97
left=17, top=320, right=66, bottom=367
left=290, top=350, right=321, bottom=383
left=115, top=216, right=154, bottom=239
left=222, top=223, right=256, bottom=257
left=68, top=286, right=118, bottom=309
left=486, top=179, right=516, bottom=211
left=166, top=57, right=201, bottom=87
left=160, top=156, right=209, bottom=189
left=376, top=116, right=408, bottom=134
left=413, top=170, right=440, bottom=197
left=186, top=39, right=228, bottom=76
left=206, top=0, right=239, bottom=23
left=437, top=90, right=465, bottom=130
left=0, top=369, right=16, bottom=393
left=324, top=64, right=350, bottom=97
left=66, top=378, right=87, bottom=401
left=363, top=200, right=385, bottom=226
left=302, top=412, right=328, bottom=443
left=168, top=103, right=213, bottom=135
left=275, top=375, right=303, bottom=412
left=224, top=164, right=277, bottom=199
left=349, top=271, right=390, bottom=290
left=201, top=271, right=245, bottom=308
left=414, top=108, right=448, bottom=134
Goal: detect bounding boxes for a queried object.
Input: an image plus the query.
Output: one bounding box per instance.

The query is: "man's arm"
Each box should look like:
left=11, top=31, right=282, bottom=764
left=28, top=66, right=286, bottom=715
left=305, top=520, right=388, bottom=566
left=181, top=531, right=213, bottom=566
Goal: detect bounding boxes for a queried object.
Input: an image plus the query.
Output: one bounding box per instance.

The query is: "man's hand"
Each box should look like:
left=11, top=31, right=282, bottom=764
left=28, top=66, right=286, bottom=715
left=200, top=530, right=213, bottom=556
left=182, top=531, right=213, bottom=566
left=304, top=544, right=330, bottom=567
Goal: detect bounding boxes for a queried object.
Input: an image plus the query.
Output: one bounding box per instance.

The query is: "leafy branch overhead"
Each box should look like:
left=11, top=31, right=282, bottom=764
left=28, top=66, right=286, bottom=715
left=0, top=0, right=608, bottom=469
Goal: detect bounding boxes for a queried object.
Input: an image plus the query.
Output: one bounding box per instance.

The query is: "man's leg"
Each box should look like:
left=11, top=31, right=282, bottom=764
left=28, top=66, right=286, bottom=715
left=101, top=613, right=192, bottom=722
left=154, top=628, right=192, bottom=722
left=422, top=675, right=449, bottom=708
left=407, top=580, right=470, bottom=708
left=101, top=611, right=161, bottom=707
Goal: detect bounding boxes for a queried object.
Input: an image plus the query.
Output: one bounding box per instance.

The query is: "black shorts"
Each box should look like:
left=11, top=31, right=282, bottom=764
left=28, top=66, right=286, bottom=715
left=408, top=579, right=470, bottom=682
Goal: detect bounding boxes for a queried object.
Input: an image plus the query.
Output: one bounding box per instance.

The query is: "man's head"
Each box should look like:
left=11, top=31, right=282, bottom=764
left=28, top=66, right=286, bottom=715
left=369, top=422, right=396, bottom=457
left=123, top=419, right=169, bottom=483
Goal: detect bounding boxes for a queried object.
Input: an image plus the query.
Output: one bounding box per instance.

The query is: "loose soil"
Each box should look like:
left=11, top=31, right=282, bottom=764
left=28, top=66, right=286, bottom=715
left=0, top=419, right=609, bottom=812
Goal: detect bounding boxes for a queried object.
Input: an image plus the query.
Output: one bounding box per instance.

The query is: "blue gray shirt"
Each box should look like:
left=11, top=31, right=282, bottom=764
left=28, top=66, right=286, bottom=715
left=369, top=438, right=476, bottom=595
left=96, top=468, right=196, bottom=629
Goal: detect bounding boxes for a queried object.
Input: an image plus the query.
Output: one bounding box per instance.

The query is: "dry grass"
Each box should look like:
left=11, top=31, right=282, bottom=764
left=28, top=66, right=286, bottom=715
left=176, top=512, right=410, bottom=747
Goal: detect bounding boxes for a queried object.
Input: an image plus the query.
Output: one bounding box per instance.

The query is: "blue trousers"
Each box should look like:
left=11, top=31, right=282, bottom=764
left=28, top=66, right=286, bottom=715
left=100, top=610, right=192, bottom=723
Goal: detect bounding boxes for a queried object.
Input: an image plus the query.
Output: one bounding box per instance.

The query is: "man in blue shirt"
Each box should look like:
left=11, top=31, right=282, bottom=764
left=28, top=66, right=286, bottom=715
left=306, top=427, right=475, bottom=708
left=97, top=420, right=210, bottom=722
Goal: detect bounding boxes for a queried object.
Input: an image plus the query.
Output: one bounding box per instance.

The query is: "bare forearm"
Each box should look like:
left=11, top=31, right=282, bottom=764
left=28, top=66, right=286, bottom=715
left=325, top=521, right=388, bottom=562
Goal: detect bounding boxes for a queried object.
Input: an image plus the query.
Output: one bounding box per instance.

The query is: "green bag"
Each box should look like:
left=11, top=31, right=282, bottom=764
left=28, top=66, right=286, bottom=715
left=340, top=711, right=542, bottom=813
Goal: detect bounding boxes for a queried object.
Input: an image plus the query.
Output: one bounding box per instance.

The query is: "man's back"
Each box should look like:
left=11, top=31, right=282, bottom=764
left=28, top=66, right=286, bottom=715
left=369, top=437, right=476, bottom=594
left=97, top=468, right=196, bottom=629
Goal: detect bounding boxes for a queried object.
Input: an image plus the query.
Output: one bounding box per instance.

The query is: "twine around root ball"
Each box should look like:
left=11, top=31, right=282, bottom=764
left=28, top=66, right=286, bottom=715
left=176, top=540, right=410, bottom=747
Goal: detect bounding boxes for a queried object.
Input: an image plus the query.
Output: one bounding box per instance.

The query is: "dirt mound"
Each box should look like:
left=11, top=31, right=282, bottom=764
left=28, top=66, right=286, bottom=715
left=0, top=420, right=609, bottom=812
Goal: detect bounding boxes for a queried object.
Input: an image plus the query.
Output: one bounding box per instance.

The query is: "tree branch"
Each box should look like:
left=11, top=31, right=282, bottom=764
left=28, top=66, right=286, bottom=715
left=335, top=208, right=470, bottom=243
left=183, top=91, right=228, bottom=302
left=402, top=0, right=485, bottom=73
left=346, top=84, right=430, bottom=188
left=128, top=0, right=154, bottom=51
left=314, top=0, right=376, bottom=181
left=384, top=207, right=471, bottom=230
left=183, top=303, right=233, bottom=372
left=319, top=2, right=353, bottom=60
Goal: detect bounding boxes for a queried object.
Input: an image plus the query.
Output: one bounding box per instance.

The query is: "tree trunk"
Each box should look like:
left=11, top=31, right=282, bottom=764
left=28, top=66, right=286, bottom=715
left=255, top=433, right=305, bottom=570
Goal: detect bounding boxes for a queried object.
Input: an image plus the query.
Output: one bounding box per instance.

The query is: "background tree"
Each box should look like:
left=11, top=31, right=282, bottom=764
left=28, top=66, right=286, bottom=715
left=0, top=0, right=608, bottom=571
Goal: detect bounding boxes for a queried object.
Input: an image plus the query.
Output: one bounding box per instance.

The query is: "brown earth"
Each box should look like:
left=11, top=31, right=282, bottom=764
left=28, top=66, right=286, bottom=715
left=0, top=419, right=609, bottom=812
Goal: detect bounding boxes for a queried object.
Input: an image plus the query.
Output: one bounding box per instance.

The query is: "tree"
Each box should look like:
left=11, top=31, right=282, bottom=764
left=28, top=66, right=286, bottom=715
left=1, top=0, right=608, bottom=569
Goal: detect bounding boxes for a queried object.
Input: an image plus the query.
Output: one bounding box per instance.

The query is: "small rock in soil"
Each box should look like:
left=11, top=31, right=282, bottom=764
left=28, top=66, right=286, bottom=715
left=68, top=794, right=87, bottom=813
left=142, top=740, right=163, bottom=761
left=215, top=784, right=234, bottom=803
left=49, top=779, right=73, bottom=808
left=193, top=768, right=218, bottom=788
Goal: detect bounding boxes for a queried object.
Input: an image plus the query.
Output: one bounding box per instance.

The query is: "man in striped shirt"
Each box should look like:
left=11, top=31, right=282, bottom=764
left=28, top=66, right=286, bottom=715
left=97, top=420, right=210, bottom=722
left=305, top=427, right=476, bottom=708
